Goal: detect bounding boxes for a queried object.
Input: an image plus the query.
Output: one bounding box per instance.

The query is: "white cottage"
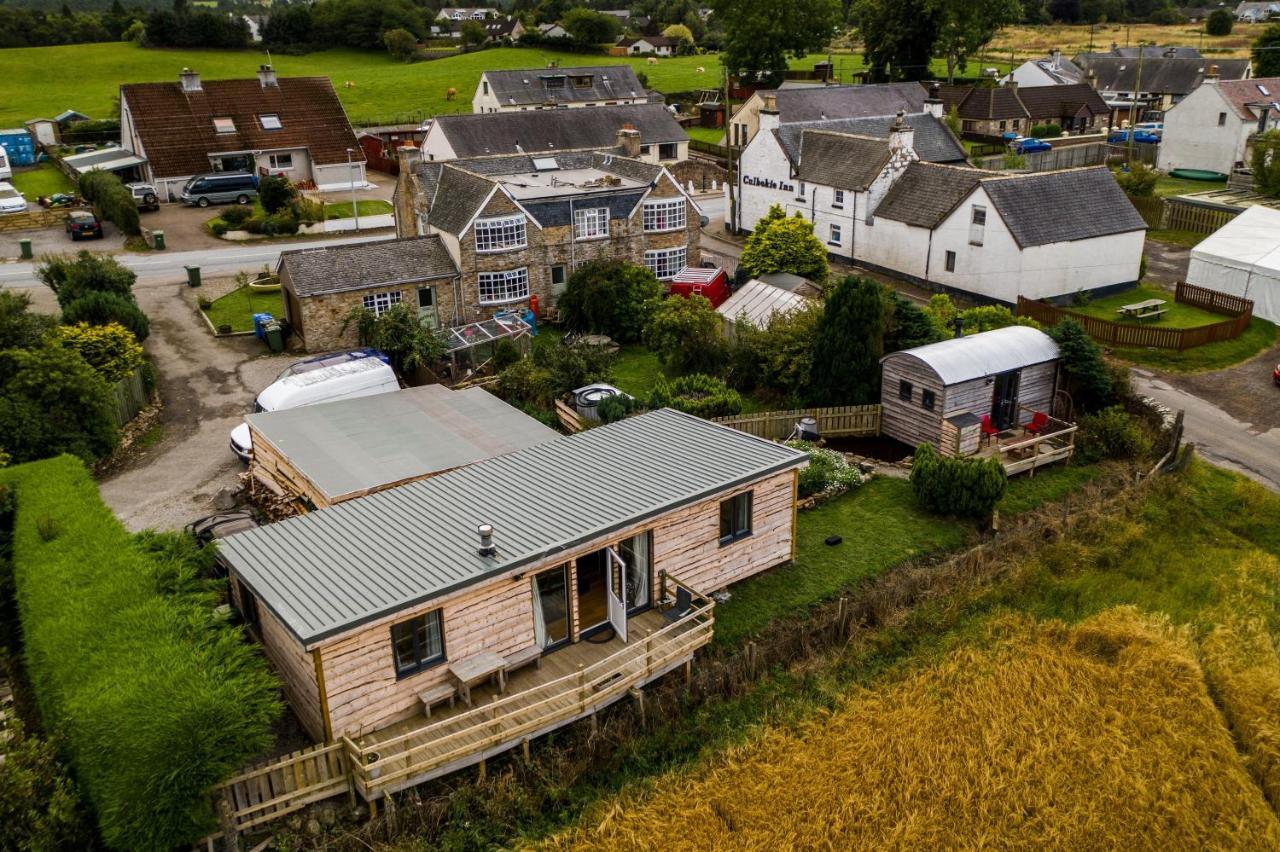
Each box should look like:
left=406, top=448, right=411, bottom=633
left=1157, top=77, right=1280, bottom=175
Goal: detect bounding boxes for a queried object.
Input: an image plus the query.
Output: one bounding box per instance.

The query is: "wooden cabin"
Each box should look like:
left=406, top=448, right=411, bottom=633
left=248, top=385, right=559, bottom=510
left=218, top=410, right=807, bottom=797
left=880, top=326, right=1063, bottom=459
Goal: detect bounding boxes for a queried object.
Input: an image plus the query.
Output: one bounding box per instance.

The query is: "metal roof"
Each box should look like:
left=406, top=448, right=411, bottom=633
left=219, top=409, right=808, bottom=647
left=247, top=385, right=560, bottom=503
left=883, top=326, right=1060, bottom=385
left=62, top=146, right=147, bottom=175
left=717, top=280, right=810, bottom=329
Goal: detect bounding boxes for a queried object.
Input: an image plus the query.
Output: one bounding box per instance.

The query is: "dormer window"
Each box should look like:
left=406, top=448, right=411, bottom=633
left=259, top=114, right=282, bottom=130
left=213, top=117, right=236, bottom=134
left=572, top=75, right=593, bottom=89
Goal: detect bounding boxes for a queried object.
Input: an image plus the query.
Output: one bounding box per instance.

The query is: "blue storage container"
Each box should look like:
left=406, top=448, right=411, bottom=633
left=252, top=313, right=274, bottom=340
left=0, top=129, right=37, bottom=167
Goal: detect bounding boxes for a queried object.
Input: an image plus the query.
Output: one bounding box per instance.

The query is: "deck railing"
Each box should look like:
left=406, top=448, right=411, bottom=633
left=995, top=405, right=1077, bottom=475
left=343, top=574, right=715, bottom=800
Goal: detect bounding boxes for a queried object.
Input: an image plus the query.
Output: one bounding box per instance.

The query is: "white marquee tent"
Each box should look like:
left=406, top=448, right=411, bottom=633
left=1186, top=205, right=1280, bottom=324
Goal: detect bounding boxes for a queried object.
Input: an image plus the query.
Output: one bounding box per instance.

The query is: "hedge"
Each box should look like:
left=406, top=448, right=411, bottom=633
left=77, top=171, right=140, bottom=237
left=0, top=456, right=282, bottom=850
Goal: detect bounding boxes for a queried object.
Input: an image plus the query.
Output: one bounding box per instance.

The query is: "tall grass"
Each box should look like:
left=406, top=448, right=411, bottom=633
left=0, top=455, right=282, bottom=850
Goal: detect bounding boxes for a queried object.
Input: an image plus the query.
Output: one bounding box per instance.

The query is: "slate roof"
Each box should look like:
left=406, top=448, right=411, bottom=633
left=1010, top=83, right=1110, bottom=119
left=773, top=112, right=967, bottom=165
left=939, top=85, right=1028, bottom=120
left=765, top=82, right=928, bottom=124
left=120, top=74, right=360, bottom=179
left=431, top=104, right=686, bottom=157
left=481, top=65, right=645, bottom=107
left=1109, top=46, right=1202, bottom=58
left=417, top=163, right=496, bottom=234
left=1213, top=77, right=1280, bottom=120
left=874, top=162, right=982, bottom=228
left=279, top=236, right=458, bottom=298
left=1073, top=55, right=1251, bottom=95
left=219, top=408, right=809, bottom=646
left=1018, top=55, right=1085, bottom=85
left=795, top=131, right=891, bottom=191
left=982, top=167, right=1148, bottom=248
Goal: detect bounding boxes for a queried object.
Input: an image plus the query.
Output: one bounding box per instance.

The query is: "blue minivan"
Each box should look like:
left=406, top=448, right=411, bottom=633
left=181, top=171, right=259, bottom=207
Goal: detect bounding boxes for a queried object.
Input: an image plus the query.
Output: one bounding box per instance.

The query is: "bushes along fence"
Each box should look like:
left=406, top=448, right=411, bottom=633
left=0, top=456, right=281, bottom=850
left=77, top=171, right=140, bottom=236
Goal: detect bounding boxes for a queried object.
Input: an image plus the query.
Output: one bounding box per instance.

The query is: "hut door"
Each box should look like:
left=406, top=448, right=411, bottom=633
left=991, top=370, right=1020, bottom=430
left=605, top=546, right=628, bottom=643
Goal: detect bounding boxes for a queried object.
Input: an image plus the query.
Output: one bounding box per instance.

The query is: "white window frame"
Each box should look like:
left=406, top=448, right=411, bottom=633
left=268, top=153, right=294, bottom=171
left=259, top=113, right=282, bottom=130
left=212, top=117, right=236, bottom=134
left=833, top=188, right=844, bottom=209
left=644, top=246, right=686, bottom=280
left=362, top=290, right=402, bottom=317
left=828, top=223, right=841, bottom=245
left=969, top=205, right=986, bottom=247
left=573, top=206, right=610, bottom=240
left=478, top=267, right=530, bottom=304
left=473, top=214, right=528, bottom=252
left=642, top=198, right=686, bottom=233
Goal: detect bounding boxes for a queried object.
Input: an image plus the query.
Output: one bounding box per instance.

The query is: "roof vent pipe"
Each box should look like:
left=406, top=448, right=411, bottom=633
left=477, top=524, right=496, bottom=557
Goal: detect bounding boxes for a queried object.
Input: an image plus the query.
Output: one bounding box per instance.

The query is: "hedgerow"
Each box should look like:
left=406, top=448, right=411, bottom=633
left=77, top=171, right=140, bottom=237
left=1, top=455, right=281, bottom=850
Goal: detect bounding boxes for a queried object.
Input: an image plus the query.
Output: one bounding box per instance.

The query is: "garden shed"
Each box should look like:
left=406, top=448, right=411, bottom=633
left=880, top=326, right=1061, bottom=458
left=716, top=279, right=809, bottom=337
left=1186, top=206, right=1280, bottom=325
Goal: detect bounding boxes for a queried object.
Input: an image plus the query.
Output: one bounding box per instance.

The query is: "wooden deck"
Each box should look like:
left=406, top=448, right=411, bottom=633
left=978, top=411, right=1077, bottom=475
left=344, top=577, right=715, bottom=801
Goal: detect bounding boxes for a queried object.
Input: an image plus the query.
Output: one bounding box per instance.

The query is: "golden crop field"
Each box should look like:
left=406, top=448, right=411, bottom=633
left=543, top=607, right=1280, bottom=850
left=987, top=22, right=1258, bottom=61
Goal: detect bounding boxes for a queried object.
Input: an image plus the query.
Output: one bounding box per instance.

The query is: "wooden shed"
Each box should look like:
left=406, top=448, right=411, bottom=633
left=218, top=410, right=807, bottom=797
left=879, top=326, right=1062, bottom=458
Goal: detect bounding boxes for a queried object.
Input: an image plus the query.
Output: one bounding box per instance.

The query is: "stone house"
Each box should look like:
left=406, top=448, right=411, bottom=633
left=939, top=82, right=1110, bottom=139
left=393, top=130, right=702, bottom=322
left=277, top=236, right=460, bottom=353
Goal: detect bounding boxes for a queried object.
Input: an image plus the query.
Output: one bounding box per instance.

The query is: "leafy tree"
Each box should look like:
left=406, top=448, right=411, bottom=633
left=263, top=3, right=314, bottom=45
left=1206, top=8, right=1232, bottom=36
left=558, top=260, right=662, bottom=343
left=807, top=276, right=885, bottom=405
left=1251, top=130, right=1280, bottom=198
left=342, top=303, right=445, bottom=375
left=934, top=0, right=1022, bottom=83
left=1113, top=162, right=1158, bottom=197
left=739, top=206, right=829, bottom=283
left=857, top=0, right=939, bottom=82
left=38, top=251, right=137, bottom=310
left=1048, top=317, right=1113, bottom=413
left=383, top=26, right=417, bottom=60
left=726, top=300, right=821, bottom=402
left=714, top=0, right=839, bottom=86
left=0, top=345, right=118, bottom=463
left=883, top=291, right=942, bottom=352
left=258, top=175, right=295, bottom=215
left=459, top=18, right=488, bottom=45
left=643, top=295, right=725, bottom=374
left=60, top=292, right=150, bottom=343
left=562, top=7, right=620, bottom=45
left=497, top=336, right=615, bottom=410
left=56, top=322, right=145, bottom=383
left=662, top=23, right=694, bottom=43
left=0, top=292, right=58, bottom=350
left=0, top=718, right=94, bottom=852
left=1254, top=23, right=1280, bottom=78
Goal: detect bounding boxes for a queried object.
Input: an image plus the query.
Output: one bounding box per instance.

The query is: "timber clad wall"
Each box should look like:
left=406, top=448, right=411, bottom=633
left=880, top=356, right=947, bottom=450
left=233, top=580, right=325, bottom=740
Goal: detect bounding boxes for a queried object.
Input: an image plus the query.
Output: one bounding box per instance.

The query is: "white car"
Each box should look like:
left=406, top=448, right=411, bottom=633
left=0, top=182, right=27, bottom=215
left=0, top=146, right=11, bottom=181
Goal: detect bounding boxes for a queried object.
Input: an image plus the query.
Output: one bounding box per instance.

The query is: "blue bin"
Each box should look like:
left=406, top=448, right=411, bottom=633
left=520, top=307, right=537, bottom=335
left=252, top=313, right=274, bottom=341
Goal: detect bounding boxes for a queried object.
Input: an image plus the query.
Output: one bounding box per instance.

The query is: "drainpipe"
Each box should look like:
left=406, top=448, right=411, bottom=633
left=924, top=228, right=934, bottom=285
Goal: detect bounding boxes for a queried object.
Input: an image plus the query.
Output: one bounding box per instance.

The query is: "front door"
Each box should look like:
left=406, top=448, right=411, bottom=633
left=575, top=551, right=610, bottom=638
left=991, top=370, right=1021, bottom=430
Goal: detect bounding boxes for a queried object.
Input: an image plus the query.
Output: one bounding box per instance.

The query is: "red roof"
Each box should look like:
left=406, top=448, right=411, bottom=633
left=1214, top=78, right=1280, bottom=121
left=120, top=74, right=362, bottom=179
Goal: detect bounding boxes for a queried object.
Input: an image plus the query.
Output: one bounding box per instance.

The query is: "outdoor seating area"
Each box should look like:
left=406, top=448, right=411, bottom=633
left=977, top=405, right=1077, bottom=475
left=1116, top=298, right=1167, bottom=322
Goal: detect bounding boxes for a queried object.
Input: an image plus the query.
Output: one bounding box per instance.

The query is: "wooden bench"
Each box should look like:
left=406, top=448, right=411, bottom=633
left=504, top=645, right=542, bottom=677
left=418, top=684, right=456, bottom=718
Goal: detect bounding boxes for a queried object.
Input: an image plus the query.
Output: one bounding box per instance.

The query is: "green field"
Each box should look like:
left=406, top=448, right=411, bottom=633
left=202, top=284, right=284, bottom=333
left=322, top=199, right=392, bottom=219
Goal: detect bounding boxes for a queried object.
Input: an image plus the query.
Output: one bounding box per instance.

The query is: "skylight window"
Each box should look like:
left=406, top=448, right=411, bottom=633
left=1259, top=84, right=1273, bottom=97
left=532, top=156, right=559, bottom=171
left=213, top=117, right=236, bottom=134
left=259, top=113, right=282, bottom=130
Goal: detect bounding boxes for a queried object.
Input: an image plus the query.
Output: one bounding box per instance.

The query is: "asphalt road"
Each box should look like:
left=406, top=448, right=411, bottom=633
left=1132, top=367, right=1280, bottom=493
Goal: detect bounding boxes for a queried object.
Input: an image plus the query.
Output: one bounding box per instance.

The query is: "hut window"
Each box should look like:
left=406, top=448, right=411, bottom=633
left=899, top=379, right=913, bottom=401
left=719, top=492, right=753, bottom=546
left=922, top=389, right=936, bottom=411
left=391, top=610, right=445, bottom=677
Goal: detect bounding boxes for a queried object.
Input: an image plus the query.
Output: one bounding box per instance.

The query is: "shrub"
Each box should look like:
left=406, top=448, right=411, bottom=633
left=55, top=322, right=144, bottom=382
left=784, top=440, right=862, bottom=498
left=242, top=216, right=266, bottom=234
left=0, top=457, right=282, bottom=849
left=0, top=290, right=58, bottom=350
left=558, top=260, right=663, bottom=343
left=909, top=443, right=1007, bottom=518
left=496, top=339, right=615, bottom=411
left=263, top=210, right=299, bottom=235
left=1114, top=162, right=1159, bottom=197
left=596, top=392, right=638, bottom=424
left=0, top=713, right=95, bottom=851
left=292, top=195, right=324, bottom=224
left=60, top=291, right=149, bottom=342
left=643, top=294, right=725, bottom=375
left=726, top=301, right=821, bottom=401
left=1206, top=8, right=1232, bottom=35
left=1028, top=123, right=1062, bottom=139
left=342, top=302, right=444, bottom=375
left=0, top=346, right=119, bottom=463
left=220, top=206, right=252, bottom=226
left=258, top=175, right=295, bottom=214
left=1049, top=318, right=1114, bottom=413
left=808, top=276, right=885, bottom=405
left=648, top=373, right=743, bottom=418
left=739, top=205, right=829, bottom=283
left=209, top=220, right=229, bottom=237
left=77, top=170, right=141, bottom=236
left=383, top=25, right=417, bottom=60
left=492, top=338, right=521, bottom=372
left=38, top=251, right=137, bottom=310
left=1076, top=406, right=1153, bottom=463
left=1149, top=7, right=1186, bottom=23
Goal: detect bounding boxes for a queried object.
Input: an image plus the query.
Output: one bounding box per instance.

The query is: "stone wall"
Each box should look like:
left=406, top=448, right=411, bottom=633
left=289, top=278, right=461, bottom=353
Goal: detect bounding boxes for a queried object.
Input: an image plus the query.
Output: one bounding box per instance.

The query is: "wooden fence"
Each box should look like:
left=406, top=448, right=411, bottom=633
left=1162, top=198, right=1240, bottom=234
left=1016, top=285, right=1253, bottom=352
left=0, top=208, right=71, bottom=232
left=977, top=142, right=1107, bottom=172
left=712, top=405, right=881, bottom=440
left=1125, top=193, right=1166, bottom=229
left=207, top=741, right=352, bottom=843
left=111, top=364, right=150, bottom=427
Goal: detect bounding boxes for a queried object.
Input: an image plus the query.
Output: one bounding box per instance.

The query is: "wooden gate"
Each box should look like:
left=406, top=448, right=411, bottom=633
left=210, top=741, right=351, bottom=840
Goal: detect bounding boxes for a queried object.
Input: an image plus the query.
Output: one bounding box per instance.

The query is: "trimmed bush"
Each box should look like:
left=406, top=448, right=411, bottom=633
left=784, top=441, right=862, bottom=498
left=0, top=346, right=118, bottom=463
left=77, top=170, right=140, bottom=236
left=1076, top=406, right=1153, bottom=463
left=258, top=175, right=294, bottom=214
left=596, top=392, right=638, bottom=424
left=263, top=210, right=299, bottom=235
left=643, top=294, right=725, bottom=375
left=558, top=260, right=662, bottom=343
left=0, top=457, right=282, bottom=849
left=649, top=373, right=744, bottom=418
left=55, top=322, right=144, bottom=382
left=220, top=206, right=252, bottom=227
left=909, top=443, right=1007, bottom=518
left=60, top=291, right=149, bottom=342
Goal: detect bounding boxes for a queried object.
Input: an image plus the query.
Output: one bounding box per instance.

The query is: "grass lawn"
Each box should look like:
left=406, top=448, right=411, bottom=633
left=323, top=199, right=393, bottom=220
left=8, top=162, right=74, bottom=201
left=685, top=126, right=724, bottom=145
left=202, top=284, right=284, bottom=334
left=1108, top=316, right=1278, bottom=373
left=1070, top=284, right=1223, bottom=328
left=1153, top=174, right=1222, bottom=198
left=1146, top=228, right=1204, bottom=248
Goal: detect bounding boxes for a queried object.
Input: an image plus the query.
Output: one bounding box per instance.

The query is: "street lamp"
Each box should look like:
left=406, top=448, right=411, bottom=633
left=346, top=147, right=360, bottom=232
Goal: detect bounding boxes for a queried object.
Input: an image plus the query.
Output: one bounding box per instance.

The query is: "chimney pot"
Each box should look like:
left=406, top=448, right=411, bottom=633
left=1206, top=64, right=1220, bottom=80
left=615, top=125, right=641, bottom=158
left=762, top=93, right=778, bottom=113
left=257, top=63, right=278, bottom=88
left=477, top=523, right=496, bottom=557
left=179, top=67, right=201, bottom=92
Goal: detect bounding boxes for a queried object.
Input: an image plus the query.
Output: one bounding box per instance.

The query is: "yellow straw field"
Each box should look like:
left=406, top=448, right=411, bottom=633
left=543, top=608, right=1280, bottom=850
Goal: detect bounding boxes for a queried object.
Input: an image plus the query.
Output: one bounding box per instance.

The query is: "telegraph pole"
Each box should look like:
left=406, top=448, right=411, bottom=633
left=1128, top=44, right=1146, bottom=165
left=724, top=65, right=736, bottom=235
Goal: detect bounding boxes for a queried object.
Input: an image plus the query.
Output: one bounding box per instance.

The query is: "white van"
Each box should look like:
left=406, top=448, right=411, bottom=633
left=230, top=352, right=399, bottom=461
left=0, top=146, right=11, bottom=181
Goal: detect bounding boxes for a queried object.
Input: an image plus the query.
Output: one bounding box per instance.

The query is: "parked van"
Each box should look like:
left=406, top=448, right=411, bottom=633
left=181, top=171, right=259, bottom=207
left=0, top=146, right=11, bottom=181
left=230, top=350, right=398, bottom=461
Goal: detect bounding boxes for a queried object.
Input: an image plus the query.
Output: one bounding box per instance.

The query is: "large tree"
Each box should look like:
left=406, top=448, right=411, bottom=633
left=0, top=345, right=118, bottom=464
left=857, top=0, right=940, bottom=82
left=934, top=0, right=1022, bottom=83
left=714, top=0, right=840, bottom=87
left=807, top=276, right=886, bottom=405
left=1254, top=23, right=1280, bottom=78
left=739, top=206, right=830, bottom=283
left=562, top=7, right=620, bottom=46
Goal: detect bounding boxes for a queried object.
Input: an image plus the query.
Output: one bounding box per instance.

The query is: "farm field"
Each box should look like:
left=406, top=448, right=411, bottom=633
left=988, top=22, right=1257, bottom=60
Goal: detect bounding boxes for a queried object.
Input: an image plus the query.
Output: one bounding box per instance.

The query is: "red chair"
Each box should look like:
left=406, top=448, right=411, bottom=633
left=980, top=414, right=1000, bottom=445
left=1025, top=411, right=1050, bottom=436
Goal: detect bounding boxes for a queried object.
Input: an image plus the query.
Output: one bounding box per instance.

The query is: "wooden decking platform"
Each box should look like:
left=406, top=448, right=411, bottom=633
left=977, top=411, right=1077, bottom=475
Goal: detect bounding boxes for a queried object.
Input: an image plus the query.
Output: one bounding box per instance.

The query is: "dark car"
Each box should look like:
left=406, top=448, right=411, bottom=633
left=65, top=210, right=104, bottom=240
left=186, top=509, right=260, bottom=550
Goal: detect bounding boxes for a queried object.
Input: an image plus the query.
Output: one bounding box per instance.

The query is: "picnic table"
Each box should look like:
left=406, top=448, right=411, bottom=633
left=448, top=651, right=507, bottom=707
left=1117, top=298, right=1167, bottom=322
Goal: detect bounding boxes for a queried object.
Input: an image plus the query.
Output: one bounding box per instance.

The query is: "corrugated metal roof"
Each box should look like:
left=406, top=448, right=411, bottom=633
left=247, top=385, right=561, bottom=502
left=718, top=280, right=809, bottom=329
left=883, top=326, right=1059, bottom=385
left=219, top=409, right=807, bottom=646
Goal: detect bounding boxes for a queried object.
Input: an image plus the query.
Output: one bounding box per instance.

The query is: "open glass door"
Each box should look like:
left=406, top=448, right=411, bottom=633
left=605, top=546, right=628, bottom=643
left=532, top=565, right=570, bottom=651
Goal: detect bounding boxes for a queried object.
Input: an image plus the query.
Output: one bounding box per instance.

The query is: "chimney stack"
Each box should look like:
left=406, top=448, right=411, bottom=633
left=924, top=82, right=944, bottom=118
left=889, top=110, right=915, bottom=153
left=1006, top=79, right=1018, bottom=94
left=1051, top=48, right=1061, bottom=70
left=179, top=67, right=201, bottom=93
left=759, top=92, right=780, bottom=132
left=257, top=63, right=278, bottom=88
left=1206, top=64, right=1220, bottom=82
left=615, top=123, right=641, bottom=158
left=477, top=524, right=496, bottom=557
left=396, top=144, right=421, bottom=174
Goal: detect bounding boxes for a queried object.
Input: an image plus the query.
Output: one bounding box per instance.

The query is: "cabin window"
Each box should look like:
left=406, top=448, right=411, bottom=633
left=945, top=250, right=956, bottom=272
left=236, top=579, right=261, bottom=635
left=1218, top=112, right=1227, bottom=126
left=719, top=491, right=753, bottom=546
left=391, top=610, right=445, bottom=677
left=833, top=189, right=844, bottom=208
left=362, top=290, right=402, bottom=317
left=899, top=379, right=913, bottom=401
left=532, top=565, right=570, bottom=649
left=474, top=214, right=528, bottom=252
left=829, top=223, right=841, bottom=245
left=922, top=389, right=936, bottom=411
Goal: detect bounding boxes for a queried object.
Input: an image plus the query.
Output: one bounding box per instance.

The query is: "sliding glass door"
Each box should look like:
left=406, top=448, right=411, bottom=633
left=532, top=565, right=570, bottom=650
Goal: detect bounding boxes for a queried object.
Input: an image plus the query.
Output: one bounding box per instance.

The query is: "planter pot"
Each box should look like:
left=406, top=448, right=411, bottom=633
left=248, top=281, right=281, bottom=293
left=218, top=324, right=232, bottom=335
left=366, top=751, right=381, bottom=780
